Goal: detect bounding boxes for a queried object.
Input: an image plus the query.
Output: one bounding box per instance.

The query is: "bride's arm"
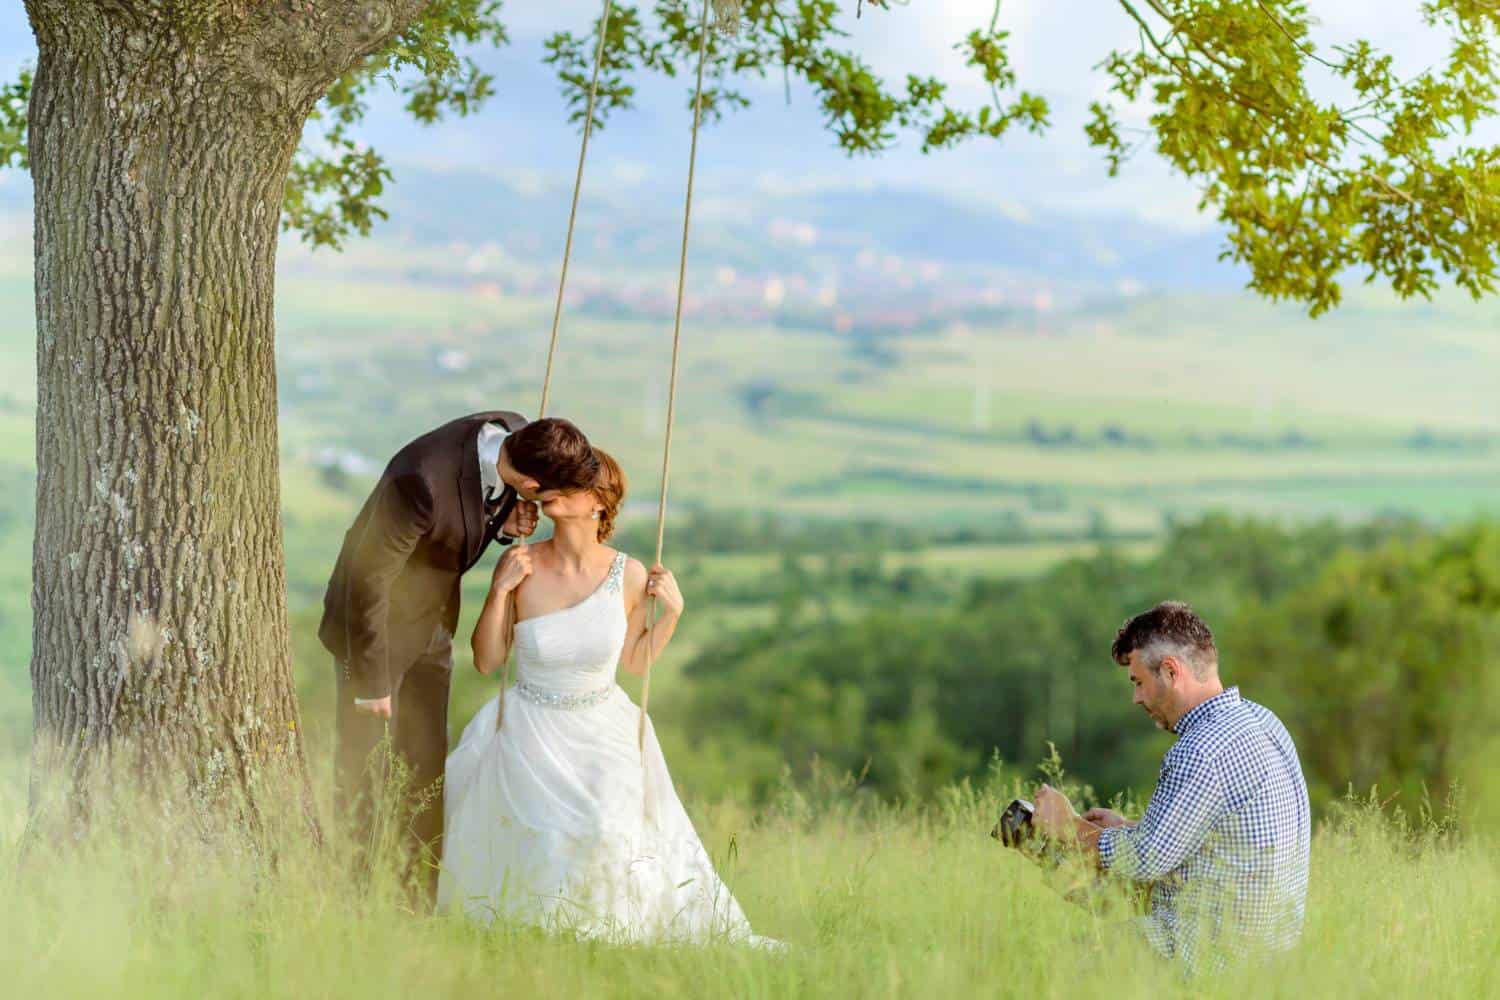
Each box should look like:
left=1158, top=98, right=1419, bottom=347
left=472, top=544, right=533, bottom=675
left=620, top=559, right=684, bottom=676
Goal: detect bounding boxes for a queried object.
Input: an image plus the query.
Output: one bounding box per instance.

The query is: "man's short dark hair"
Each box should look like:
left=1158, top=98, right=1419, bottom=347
left=1111, top=601, right=1218, bottom=679
left=504, top=418, right=598, bottom=492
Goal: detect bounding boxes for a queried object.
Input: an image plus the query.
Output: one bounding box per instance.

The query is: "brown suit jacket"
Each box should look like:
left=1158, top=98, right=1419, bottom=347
left=318, top=410, right=527, bottom=699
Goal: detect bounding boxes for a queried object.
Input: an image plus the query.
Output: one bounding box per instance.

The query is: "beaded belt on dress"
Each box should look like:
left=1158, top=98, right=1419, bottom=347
left=513, top=678, right=614, bottom=710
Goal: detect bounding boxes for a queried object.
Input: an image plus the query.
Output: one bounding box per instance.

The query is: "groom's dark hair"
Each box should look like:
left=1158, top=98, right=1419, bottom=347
left=505, top=418, right=599, bottom=492
left=1111, top=601, right=1218, bottom=679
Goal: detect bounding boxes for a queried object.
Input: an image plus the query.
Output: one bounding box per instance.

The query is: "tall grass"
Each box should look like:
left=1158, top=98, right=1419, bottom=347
left=0, top=758, right=1493, bottom=999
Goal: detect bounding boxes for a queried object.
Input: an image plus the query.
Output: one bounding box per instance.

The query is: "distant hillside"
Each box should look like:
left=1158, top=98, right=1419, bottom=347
left=371, top=166, right=1243, bottom=294
left=182, top=165, right=1245, bottom=335
left=7, top=163, right=1498, bottom=541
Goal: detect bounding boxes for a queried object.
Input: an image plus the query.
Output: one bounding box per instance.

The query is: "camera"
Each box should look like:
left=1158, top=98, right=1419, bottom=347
left=991, top=795, right=1112, bottom=906
left=991, top=797, right=1036, bottom=849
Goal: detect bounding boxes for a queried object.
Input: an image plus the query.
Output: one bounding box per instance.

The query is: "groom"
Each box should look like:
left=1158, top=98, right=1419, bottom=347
left=319, top=411, right=599, bottom=899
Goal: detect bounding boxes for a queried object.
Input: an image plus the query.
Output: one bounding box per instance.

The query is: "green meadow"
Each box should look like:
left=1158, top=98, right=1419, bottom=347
left=3, top=761, right=1495, bottom=1000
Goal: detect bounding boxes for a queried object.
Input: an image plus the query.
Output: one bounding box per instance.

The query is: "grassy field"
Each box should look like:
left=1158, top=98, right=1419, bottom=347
left=1, top=762, right=1494, bottom=999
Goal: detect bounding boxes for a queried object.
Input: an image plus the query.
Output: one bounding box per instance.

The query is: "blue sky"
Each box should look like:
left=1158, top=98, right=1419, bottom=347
left=0, top=2, right=1463, bottom=228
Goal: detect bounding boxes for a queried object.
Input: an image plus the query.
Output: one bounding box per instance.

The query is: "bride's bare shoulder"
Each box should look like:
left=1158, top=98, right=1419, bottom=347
left=620, top=553, right=648, bottom=591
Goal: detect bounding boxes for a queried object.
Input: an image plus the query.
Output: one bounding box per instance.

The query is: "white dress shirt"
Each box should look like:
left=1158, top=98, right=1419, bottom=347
left=476, top=421, right=507, bottom=504
left=355, top=422, right=507, bottom=707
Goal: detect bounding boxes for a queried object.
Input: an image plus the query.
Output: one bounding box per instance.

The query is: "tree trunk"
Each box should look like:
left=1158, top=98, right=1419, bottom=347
left=25, top=9, right=316, bottom=818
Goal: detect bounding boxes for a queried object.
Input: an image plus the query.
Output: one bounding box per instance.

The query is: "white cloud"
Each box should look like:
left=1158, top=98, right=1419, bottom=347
left=606, top=159, right=652, bottom=186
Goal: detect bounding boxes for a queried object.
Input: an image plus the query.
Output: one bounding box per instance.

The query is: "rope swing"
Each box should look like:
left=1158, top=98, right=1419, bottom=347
left=499, top=0, right=614, bottom=732
left=639, top=0, right=714, bottom=751
left=537, top=0, right=615, bottom=421
left=499, top=0, right=721, bottom=743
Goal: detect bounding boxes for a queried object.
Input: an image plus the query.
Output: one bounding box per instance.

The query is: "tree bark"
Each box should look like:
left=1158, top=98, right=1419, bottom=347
left=22, top=0, right=446, bottom=824
left=25, top=4, right=303, bottom=819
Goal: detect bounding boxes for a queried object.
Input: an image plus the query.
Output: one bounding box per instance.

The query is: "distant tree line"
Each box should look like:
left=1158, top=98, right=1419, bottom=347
left=674, top=512, right=1489, bottom=817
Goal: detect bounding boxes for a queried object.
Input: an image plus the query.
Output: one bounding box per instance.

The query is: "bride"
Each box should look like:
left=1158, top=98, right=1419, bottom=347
left=437, top=448, right=772, bottom=946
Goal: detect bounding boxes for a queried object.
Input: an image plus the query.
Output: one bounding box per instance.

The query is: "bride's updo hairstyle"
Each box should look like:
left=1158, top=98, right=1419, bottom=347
left=591, top=448, right=627, bottom=542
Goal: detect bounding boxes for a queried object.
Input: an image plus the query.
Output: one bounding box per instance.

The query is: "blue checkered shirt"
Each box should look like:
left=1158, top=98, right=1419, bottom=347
left=1097, top=687, right=1310, bottom=970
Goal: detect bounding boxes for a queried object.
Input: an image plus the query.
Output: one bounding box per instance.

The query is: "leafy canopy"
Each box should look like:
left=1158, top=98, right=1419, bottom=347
left=1088, top=0, right=1500, bottom=313
left=9, top=1, right=1500, bottom=314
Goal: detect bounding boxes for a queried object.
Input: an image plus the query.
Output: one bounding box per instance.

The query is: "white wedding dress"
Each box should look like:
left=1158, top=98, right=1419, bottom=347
left=437, top=551, right=771, bottom=946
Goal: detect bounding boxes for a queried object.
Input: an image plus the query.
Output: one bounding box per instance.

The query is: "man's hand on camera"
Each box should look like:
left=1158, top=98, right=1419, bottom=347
left=1034, top=784, right=1079, bottom=839
left=1082, top=806, right=1130, bottom=829
left=1037, top=785, right=1109, bottom=866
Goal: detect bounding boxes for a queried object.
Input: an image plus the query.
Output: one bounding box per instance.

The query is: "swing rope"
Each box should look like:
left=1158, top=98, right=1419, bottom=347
left=638, top=0, right=713, bottom=752
left=498, top=0, right=717, bottom=748
left=499, top=0, right=614, bottom=733
left=538, top=0, right=615, bottom=422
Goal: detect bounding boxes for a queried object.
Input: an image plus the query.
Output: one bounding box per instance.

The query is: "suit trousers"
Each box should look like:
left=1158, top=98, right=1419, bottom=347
left=334, top=654, right=452, bottom=906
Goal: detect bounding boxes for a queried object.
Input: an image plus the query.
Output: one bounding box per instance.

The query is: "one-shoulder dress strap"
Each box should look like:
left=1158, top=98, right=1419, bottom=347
left=604, top=550, right=627, bottom=595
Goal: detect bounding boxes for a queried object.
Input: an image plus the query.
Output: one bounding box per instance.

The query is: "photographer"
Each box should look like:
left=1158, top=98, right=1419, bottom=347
left=1031, top=602, right=1310, bottom=971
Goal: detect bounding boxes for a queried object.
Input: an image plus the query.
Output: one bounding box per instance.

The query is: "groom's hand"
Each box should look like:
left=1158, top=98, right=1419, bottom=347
left=354, top=696, right=392, bottom=719
left=1082, top=806, right=1130, bottom=829
left=502, top=500, right=539, bottom=539
left=1034, top=784, right=1078, bottom=839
